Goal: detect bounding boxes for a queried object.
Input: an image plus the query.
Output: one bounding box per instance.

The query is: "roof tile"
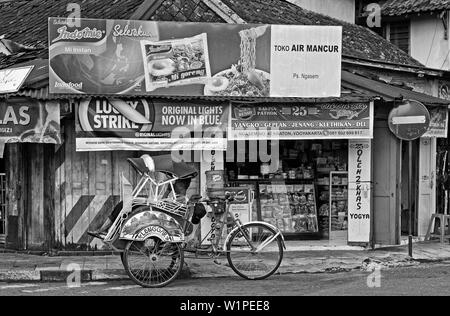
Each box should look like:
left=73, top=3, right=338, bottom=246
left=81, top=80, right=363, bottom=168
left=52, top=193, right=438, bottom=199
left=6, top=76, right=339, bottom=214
left=0, top=0, right=423, bottom=71
left=221, top=0, right=422, bottom=67
left=381, top=0, right=450, bottom=16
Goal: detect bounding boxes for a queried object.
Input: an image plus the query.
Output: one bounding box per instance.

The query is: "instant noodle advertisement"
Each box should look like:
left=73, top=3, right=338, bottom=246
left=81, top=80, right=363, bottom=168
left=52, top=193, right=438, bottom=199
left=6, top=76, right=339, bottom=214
left=229, top=102, right=374, bottom=140
left=49, top=18, right=342, bottom=98
left=0, top=99, right=61, bottom=144
left=75, top=98, right=229, bottom=151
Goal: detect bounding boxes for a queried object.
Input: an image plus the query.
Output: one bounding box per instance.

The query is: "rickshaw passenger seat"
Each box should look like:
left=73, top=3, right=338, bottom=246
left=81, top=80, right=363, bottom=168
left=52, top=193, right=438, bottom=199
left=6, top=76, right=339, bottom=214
left=127, top=155, right=198, bottom=179
left=127, top=158, right=151, bottom=176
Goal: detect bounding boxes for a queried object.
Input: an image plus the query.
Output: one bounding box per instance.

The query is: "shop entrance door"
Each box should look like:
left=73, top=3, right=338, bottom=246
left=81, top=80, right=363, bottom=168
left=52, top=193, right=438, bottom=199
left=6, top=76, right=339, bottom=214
left=417, top=138, right=437, bottom=237
left=373, top=120, right=401, bottom=245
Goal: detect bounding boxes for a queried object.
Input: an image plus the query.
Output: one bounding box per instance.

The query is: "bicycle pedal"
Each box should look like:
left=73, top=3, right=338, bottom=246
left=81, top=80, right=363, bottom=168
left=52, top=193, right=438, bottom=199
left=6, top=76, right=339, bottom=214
left=213, top=259, right=222, bottom=266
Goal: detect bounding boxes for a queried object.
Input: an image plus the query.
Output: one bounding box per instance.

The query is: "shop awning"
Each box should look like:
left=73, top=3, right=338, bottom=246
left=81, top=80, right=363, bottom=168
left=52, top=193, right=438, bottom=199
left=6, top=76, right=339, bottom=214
left=342, top=71, right=449, bottom=107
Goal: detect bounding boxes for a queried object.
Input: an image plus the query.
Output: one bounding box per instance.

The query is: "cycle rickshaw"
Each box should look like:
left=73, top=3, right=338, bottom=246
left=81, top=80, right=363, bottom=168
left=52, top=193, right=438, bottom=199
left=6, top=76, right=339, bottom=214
left=92, top=154, right=285, bottom=287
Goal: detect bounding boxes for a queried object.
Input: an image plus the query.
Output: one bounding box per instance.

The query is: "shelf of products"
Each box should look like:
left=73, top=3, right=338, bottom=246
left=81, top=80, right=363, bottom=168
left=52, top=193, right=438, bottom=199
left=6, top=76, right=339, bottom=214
left=259, top=182, right=318, bottom=234
left=225, top=140, right=349, bottom=240
left=329, top=171, right=349, bottom=232
left=315, top=145, right=348, bottom=238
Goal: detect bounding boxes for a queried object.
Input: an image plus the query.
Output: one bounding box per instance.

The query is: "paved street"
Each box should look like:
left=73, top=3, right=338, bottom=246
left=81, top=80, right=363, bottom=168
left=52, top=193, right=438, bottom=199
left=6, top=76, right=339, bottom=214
left=1, top=263, right=449, bottom=296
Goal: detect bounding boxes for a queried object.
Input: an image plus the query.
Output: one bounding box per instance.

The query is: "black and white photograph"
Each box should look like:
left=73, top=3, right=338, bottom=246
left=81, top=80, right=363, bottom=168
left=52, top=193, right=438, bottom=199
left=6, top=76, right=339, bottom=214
left=1, top=0, right=450, bottom=304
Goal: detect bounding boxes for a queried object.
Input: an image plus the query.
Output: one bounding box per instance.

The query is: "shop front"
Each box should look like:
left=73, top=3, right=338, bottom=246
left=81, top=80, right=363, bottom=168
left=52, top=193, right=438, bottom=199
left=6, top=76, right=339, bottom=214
left=218, top=102, right=374, bottom=244
left=43, top=17, right=382, bottom=249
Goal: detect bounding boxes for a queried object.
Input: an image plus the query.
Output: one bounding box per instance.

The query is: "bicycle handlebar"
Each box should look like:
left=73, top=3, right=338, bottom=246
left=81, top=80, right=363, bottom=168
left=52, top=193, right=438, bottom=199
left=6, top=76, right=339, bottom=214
left=190, top=193, right=234, bottom=205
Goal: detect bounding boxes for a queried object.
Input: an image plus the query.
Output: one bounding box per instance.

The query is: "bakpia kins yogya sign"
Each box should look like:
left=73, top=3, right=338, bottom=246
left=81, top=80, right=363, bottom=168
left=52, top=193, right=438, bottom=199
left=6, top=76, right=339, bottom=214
left=48, top=18, right=342, bottom=98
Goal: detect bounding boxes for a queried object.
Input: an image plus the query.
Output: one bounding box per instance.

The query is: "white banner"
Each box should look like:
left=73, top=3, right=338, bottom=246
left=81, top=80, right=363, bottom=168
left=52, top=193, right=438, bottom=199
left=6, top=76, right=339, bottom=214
left=270, top=25, right=342, bottom=97
left=75, top=137, right=227, bottom=152
left=348, top=139, right=371, bottom=243
left=0, top=66, right=34, bottom=93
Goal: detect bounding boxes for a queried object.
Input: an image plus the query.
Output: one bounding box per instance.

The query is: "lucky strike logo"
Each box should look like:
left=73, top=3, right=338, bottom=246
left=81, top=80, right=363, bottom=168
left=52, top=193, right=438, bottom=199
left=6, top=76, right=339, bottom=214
left=78, top=99, right=154, bottom=132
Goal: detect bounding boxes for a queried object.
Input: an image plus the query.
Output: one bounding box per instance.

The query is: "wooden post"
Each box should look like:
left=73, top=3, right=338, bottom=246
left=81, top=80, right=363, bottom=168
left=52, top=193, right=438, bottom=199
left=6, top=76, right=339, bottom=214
left=44, top=144, right=56, bottom=251
left=5, top=143, right=25, bottom=250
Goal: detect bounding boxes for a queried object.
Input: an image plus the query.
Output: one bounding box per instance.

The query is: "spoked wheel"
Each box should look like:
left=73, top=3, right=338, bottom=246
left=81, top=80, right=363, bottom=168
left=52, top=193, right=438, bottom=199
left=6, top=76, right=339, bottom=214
left=123, top=237, right=184, bottom=288
left=226, top=223, right=283, bottom=280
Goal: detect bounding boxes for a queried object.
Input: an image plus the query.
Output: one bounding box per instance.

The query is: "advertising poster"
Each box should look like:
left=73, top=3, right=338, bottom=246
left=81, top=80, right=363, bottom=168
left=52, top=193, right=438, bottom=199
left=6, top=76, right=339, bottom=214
left=0, top=99, right=61, bottom=144
left=348, top=139, right=371, bottom=244
left=75, top=98, right=229, bottom=151
left=225, top=187, right=252, bottom=222
left=0, top=66, right=34, bottom=93
left=48, top=18, right=342, bottom=98
left=229, top=102, right=373, bottom=140
left=423, top=107, right=448, bottom=138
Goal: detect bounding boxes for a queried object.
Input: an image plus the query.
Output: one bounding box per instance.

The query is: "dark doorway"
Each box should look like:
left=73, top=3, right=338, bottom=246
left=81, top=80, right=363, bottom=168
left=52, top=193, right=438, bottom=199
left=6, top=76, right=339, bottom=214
left=400, top=139, right=420, bottom=236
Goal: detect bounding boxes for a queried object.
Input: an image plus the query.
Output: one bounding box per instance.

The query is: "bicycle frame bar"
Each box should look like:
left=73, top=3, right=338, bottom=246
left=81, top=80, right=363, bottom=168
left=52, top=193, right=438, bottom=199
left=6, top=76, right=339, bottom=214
left=224, top=221, right=287, bottom=251
left=254, top=231, right=282, bottom=253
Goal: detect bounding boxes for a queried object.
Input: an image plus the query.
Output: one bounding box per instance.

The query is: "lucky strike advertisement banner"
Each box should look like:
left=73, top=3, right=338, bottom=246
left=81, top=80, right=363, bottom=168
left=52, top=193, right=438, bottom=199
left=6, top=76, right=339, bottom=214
left=229, top=102, right=373, bottom=140
left=49, top=18, right=342, bottom=98
left=75, top=98, right=229, bottom=151
left=0, top=99, right=61, bottom=144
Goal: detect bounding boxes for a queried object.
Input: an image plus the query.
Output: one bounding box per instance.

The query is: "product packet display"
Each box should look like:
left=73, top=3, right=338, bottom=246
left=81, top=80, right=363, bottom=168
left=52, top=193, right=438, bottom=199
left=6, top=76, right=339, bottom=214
left=141, top=33, right=212, bottom=92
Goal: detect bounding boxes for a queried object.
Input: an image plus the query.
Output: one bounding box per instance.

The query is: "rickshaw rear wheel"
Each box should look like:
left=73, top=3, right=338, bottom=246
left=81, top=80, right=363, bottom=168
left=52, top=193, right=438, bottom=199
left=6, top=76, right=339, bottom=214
left=122, top=238, right=184, bottom=288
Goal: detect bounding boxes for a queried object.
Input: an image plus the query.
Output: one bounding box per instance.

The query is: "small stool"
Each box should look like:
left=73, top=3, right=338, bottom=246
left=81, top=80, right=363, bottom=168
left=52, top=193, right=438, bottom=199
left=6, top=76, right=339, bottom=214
left=425, top=214, right=450, bottom=243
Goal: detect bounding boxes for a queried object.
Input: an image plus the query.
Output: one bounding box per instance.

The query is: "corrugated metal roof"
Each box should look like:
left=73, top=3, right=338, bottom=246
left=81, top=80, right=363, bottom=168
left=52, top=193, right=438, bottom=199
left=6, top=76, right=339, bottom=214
left=0, top=85, right=374, bottom=103
left=342, top=71, right=449, bottom=106
left=3, top=69, right=446, bottom=107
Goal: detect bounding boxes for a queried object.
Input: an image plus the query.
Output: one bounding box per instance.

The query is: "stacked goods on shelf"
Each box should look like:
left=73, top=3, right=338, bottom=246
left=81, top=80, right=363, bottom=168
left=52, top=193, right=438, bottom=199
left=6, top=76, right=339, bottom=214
left=330, top=172, right=349, bottom=232
left=260, top=183, right=318, bottom=233
left=318, top=203, right=329, bottom=235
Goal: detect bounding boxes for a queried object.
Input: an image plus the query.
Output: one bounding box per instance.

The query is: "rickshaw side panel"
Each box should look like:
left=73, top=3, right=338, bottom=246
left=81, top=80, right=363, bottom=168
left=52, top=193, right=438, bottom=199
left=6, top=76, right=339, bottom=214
left=120, top=206, right=185, bottom=242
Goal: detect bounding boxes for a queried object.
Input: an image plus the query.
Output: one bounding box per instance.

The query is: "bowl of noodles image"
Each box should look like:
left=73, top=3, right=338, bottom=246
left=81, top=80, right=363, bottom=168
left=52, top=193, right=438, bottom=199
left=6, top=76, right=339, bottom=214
left=204, top=67, right=270, bottom=97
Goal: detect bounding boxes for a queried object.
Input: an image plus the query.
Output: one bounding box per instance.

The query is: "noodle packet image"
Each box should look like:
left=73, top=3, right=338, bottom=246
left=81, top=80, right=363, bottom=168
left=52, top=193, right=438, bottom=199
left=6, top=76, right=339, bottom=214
left=140, top=33, right=212, bottom=92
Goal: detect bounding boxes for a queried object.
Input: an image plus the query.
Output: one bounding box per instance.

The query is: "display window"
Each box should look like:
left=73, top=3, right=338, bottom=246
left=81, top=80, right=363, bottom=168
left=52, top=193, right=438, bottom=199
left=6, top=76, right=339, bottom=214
left=226, top=140, right=349, bottom=240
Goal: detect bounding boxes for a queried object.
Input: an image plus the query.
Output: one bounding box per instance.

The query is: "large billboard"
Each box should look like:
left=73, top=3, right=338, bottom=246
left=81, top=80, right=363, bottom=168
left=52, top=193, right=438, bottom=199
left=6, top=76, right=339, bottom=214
left=75, top=98, right=229, bottom=151
left=49, top=18, right=342, bottom=98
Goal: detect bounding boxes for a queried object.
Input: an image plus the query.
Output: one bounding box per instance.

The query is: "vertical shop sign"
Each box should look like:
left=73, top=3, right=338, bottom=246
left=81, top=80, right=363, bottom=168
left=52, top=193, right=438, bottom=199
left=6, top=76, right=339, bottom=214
left=200, top=149, right=225, bottom=245
left=348, top=139, right=371, bottom=243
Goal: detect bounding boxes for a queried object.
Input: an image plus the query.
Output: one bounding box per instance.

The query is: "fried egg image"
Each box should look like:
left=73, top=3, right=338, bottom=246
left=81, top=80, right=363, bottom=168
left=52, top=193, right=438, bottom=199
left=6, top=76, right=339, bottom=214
left=205, top=77, right=229, bottom=92
left=148, top=59, right=176, bottom=77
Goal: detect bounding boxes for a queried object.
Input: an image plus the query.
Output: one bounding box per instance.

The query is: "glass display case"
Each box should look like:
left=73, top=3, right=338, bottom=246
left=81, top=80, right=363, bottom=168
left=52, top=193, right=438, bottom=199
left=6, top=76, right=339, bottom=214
left=329, top=171, right=348, bottom=240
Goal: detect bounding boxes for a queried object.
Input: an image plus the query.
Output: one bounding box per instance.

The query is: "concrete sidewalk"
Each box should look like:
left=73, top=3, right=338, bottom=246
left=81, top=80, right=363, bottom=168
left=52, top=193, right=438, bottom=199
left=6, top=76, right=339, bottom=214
left=0, top=241, right=449, bottom=283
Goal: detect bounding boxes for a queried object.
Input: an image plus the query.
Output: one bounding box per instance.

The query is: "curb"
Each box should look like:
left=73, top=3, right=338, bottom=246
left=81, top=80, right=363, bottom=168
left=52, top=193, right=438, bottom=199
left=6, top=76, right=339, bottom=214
left=0, top=266, right=193, bottom=283
left=1, top=256, right=449, bottom=283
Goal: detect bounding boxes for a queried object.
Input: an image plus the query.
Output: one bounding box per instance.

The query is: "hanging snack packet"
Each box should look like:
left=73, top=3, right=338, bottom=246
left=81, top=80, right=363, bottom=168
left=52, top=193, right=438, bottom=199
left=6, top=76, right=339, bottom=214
left=141, top=33, right=211, bottom=91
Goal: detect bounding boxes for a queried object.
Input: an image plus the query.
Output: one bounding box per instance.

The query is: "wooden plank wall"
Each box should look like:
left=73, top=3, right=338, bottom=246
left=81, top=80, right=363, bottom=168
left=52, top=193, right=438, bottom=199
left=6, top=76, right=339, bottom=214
left=54, top=118, right=200, bottom=250
left=5, top=144, right=25, bottom=249
left=27, top=144, right=45, bottom=248
left=5, top=143, right=56, bottom=250
left=55, top=118, right=135, bottom=250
